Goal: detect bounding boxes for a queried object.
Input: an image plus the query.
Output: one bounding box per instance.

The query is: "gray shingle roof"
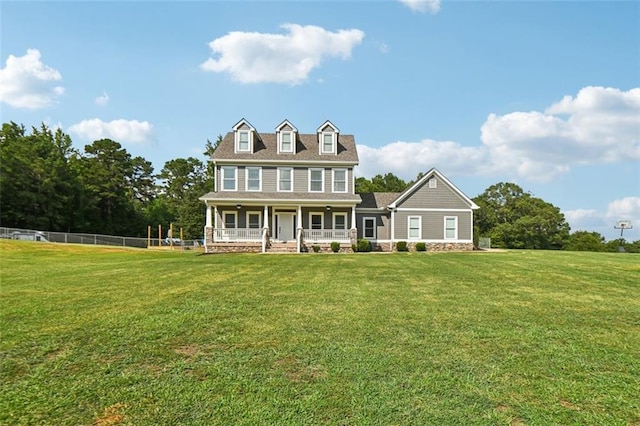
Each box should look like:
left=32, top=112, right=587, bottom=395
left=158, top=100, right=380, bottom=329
left=357, top=192, right=401, bottom=209
left=212, top=132, right=359, bottom=163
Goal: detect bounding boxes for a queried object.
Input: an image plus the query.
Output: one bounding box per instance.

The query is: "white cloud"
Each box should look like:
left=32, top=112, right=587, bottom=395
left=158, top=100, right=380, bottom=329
left=68, top=119, right=154, bottom=144
left=0, top=49, right=64, bottom=109
left=95, top=91, right=109, bottom=106
left=481, top=86, right=640, bottom=182
left=397, top=0, right=441, bottom=14
left=200, top=24, right=365, bottom=84
left=356, top=139, right=486, bottom=180
left=564, top=197, right=640, bottom=240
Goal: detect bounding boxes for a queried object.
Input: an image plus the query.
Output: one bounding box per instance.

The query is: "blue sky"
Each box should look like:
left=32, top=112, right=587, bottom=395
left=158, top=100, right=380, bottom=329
left=2, top=0, right=639, bottom=241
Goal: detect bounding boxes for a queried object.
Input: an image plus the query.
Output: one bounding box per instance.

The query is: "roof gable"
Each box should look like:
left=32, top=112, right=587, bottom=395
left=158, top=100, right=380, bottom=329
left=232, top=118, right=256, bottom=132
left=389, top=168, right=479, bottom=209
left=275, top=119, right=298, bottom=133
left=316, top=120, right=340, bottom=134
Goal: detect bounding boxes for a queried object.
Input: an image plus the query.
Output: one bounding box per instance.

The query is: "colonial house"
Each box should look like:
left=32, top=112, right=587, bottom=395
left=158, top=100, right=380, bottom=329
left=199, top=119, right=478, bottom=253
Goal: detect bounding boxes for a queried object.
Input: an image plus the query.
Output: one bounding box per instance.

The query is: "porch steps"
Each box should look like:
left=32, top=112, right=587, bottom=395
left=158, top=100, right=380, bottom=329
left=267, top=242, right=298, bottom=253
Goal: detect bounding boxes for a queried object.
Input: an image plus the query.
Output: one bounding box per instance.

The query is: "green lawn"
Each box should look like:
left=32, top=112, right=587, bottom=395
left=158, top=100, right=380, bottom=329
left=1, top=240, right=638, bottom=425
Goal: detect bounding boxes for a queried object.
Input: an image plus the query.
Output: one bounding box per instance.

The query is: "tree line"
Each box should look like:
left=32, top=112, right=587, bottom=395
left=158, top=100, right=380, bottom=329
left=2, top=122, right=636, bottom=251
left=0, top=122, right=216, bottom=239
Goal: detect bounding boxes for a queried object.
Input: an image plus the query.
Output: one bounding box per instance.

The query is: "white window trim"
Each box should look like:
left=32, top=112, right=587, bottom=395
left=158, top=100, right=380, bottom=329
left=320, top=132, right=335, bottom=154
left=279, top=131, right=294, bottom=153
left=221, top=166, right=237, bottom=191
left=333, top=212, right=347, bottom=230
left=444, top=216, right=458, bottom=240
left=363, top=217, right=376, bottom=240
left=309, top=212, right=324, bottom=230
left=428, top=177, right=437, bottom=189
left=246, top=211, right=262, bottom=229
left=245, top=166, right=262, bottom=192
left=223, top=211, right=237, bottom=229
left=277, top=167, right=294, bottom=192
left=408, top=216, right=422, bottom=240
left=332, top=168, right=347, bottom=193
left=236, top=130, right=251, bottom=153
left=308, top=168, right=325, bottom=192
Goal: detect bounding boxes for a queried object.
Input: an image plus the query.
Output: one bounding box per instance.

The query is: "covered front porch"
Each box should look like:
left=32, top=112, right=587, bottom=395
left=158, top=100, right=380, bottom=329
left=203, top=203, right=358, bottom=253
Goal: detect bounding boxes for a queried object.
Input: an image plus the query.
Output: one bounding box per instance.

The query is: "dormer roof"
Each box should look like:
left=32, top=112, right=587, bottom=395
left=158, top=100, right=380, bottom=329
left=275, top=119, right=298, bottom=133
left=316, top=120, right=340, bottom=134
left=232, top=118, right=256, bottom=132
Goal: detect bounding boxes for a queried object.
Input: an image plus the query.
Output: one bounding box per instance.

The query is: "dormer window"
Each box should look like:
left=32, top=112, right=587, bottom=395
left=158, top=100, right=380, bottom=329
left=280, top=131, right=293, bottom=153
left=317, top=120, right=339, bottom=155
left=322, top=133, right=335, bottom=154
left=237, top=131, right=250, bottom=152
left=232, top=118, right=256, bottom=153
left=276, top=120, right=298, bottom=154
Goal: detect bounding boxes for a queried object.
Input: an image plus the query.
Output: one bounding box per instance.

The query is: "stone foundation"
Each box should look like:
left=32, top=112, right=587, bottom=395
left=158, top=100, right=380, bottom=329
left=207, top=242, right=262, bottom=253
left=394, top=242, right=474, bottom=252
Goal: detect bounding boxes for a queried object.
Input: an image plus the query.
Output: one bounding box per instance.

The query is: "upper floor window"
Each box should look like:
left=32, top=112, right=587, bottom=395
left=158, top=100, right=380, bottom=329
left=237, top=131, right=250, bottom=152
left=428, top=177, right=437, bottom=189
left=309, top=168, right=324, bottom=192
left=246, top=167, right=261, bottom=191
left=280, top=131, right=293, bottom=153
left=221, top=166, right=237, bottom=191
left=444, top=216, right=458, bottom=240
left=408, top=216, right=421, bottom=240
left=332, top=169, right=347, bottom=193
left=321, top=133, right=335, bottom=154
left=278, top=167, right=293, bottom=192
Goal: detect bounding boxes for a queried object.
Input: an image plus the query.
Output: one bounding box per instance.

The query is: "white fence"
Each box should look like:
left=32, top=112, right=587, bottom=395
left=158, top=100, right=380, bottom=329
left=303, top=229, right=350, bottom=242
left=213, top=228, right=262, bottom=241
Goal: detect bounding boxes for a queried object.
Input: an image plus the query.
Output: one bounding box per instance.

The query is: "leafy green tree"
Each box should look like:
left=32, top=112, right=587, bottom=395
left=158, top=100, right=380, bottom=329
left=473, top=182, right=570, bottom=249
left=0, top=122, right=79, bottom=231
left=356, top=173, right=407, bottom=193
left=566, top=231, right=605, bottom=252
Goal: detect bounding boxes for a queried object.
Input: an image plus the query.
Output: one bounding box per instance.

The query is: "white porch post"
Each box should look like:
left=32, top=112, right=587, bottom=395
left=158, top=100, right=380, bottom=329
left=213, top=206, right=218, bottom=242
left=262, top=205, right=269, bottom=253
left=296, top=205, right=302, bottom=253
left=206, top=204, right=212, bottom=227
left=351, top=206, right=356, bottom=229
left=390, top=208, right=395, bottom=248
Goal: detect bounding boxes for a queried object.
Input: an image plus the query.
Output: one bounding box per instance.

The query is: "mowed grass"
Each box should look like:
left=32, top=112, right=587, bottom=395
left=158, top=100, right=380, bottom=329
left=0, top=241, right=638, bottom=425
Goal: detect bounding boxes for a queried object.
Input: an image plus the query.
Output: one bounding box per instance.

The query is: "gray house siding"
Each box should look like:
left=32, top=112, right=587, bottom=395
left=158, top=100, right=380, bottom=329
left=396, top=177, right=470, bottom=209
left=394, top=211, right=472, bottom=240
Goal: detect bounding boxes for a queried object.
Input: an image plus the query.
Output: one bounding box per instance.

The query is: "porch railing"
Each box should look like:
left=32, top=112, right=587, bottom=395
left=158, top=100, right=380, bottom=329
left=303, top=229, right=351, bottom=242
left=213, top=228, right=262, bottom=241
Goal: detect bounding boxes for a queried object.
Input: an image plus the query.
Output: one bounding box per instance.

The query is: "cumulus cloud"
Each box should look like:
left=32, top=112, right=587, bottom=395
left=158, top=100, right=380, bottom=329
left=397, top=0, right=441, bottom=14
left=481, top=86, right=640, bottom=182
left=564, top=196, right=640, bottom=239
left=200, top=24, right=365, bottom=84
left=356, top=139, right=486, bottom=180
left=0, top=49, right=64, bottom=109
left=68, top=119, right=153, bottom=144
left=94, top=91, right=109, bottom=106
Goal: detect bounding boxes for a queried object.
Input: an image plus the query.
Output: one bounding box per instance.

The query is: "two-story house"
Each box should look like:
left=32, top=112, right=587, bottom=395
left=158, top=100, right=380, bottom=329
left=200, top=119, right=479, bottom=253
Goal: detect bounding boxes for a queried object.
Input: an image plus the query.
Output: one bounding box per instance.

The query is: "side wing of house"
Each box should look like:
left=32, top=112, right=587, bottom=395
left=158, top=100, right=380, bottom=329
left=389, top=168, right=479, bottom=250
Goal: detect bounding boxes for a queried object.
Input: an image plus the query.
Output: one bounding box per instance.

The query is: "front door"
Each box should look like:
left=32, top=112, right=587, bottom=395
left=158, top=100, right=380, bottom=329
left=277, top=213, right=295, bottom=242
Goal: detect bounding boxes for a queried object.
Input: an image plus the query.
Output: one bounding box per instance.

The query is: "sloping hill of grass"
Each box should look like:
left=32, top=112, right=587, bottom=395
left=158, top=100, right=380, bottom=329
left=1, top=240, right=638, bottom=425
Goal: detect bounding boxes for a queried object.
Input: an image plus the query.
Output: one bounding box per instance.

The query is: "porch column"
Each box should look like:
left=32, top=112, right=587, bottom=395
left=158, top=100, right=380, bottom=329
left=390, top=208, right=395, bottom=247
left=351, top=206, right=356, bottom=230
left=213, top=206, right=218, bottom=242
left=296, top=205, right=302, bottom=253
left=262, top=205, right=269, bottom=253
left=206, top=204, right=212, bottom=227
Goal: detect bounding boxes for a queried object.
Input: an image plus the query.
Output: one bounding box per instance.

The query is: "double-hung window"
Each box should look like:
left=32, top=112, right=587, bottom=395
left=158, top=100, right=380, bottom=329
left=309, top=168, right=324, bottom=192
left=408, top=216, right=421, bottom=240
left=444, top=216, right=458, bottom=240
left=278, top=167, right=293, bottom=192
left=333, top=169, right=347, bottom=192
left=310, top=213, right=323, bottom=230
left=280, top=132, right=293, bottom=153
left=237, top=131, right=250, bottom=152
left=224, top=212, right=237, bottom=229
left=221, top=166, right=237, bottom=191
left=333, top=213, right=347, bottom=230
left=247, top=212, right=261, bottom=229
left=321, top=133, right=334, bottom=154
left=363, top=217, right=376, bottom=239
left=246, top=167, right=261, bottom=191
